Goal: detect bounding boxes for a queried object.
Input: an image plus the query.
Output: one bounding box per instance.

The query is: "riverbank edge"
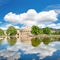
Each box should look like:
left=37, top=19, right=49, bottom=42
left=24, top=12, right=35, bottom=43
left=0, top=34, right=60, bottom=38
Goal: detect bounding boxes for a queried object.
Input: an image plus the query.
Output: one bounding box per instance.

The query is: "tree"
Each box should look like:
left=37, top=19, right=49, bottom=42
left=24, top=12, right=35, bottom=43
left=31, top=37, right=41, bottom=47
left=31, top=25, right=42, bottom=35
left=43, top=27, right=51, bottom=34
left=0, top=29, right=4, bottom=36
left=6, top=26, right=17, bottom=35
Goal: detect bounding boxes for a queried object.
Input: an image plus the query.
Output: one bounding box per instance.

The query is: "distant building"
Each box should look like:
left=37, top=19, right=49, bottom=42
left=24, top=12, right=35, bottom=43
left=20, top=26, right=32, bottom=36
left=3, top=27, right=59, bottom=38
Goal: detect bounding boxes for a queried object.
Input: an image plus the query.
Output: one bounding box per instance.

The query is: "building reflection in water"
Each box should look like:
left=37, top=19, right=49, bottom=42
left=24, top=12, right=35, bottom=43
left=0, top=36, right=60, bottom=47
left=0, top=36, right=60, bottom=60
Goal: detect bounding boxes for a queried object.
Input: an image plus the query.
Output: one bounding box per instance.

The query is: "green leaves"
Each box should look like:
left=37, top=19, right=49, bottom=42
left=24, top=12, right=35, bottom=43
left=0, top=29, right=4, bottom=36
left=43, top=27, right=51, bottom=34
left=31, top=26, right=51, bottom=35
left=31, top=25, right=43, bottom=35
left=6, top=26, right=17, bottom=35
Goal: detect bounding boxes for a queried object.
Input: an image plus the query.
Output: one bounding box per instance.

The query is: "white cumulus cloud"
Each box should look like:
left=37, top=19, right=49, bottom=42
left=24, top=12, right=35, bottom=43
left=4, top=9, right=58, bottom=26
left=47, top=23, right=60, bottom=29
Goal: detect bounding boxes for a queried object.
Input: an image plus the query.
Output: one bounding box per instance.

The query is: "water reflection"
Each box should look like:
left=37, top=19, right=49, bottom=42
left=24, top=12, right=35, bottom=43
left=31, top=37, right=51, bottom=47
left=0, top=49, right=21, bottom=60
left=0, top=37, right=60, bottom=60
left=42, top=37, right=51, bottom=45
left=0, top=39, right=4, bottom=45
left=7, top=37, right=17, bottom=46
left=31, top=38, right=41, bottom=47
left=31, top=37, right=60, bottom=47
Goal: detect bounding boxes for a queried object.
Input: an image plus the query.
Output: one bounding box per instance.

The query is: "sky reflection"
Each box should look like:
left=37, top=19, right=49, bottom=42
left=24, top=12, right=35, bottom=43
left=0, top=37, right=60, bottom=60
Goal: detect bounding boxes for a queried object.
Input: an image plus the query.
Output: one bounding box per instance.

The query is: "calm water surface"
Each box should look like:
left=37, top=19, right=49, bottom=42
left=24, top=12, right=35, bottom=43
left=0, top=37, right=60, bottom=60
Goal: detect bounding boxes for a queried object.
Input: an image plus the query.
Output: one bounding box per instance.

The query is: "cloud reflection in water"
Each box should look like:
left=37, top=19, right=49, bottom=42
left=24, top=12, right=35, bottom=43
left=0, top=37, right=60, bottom=60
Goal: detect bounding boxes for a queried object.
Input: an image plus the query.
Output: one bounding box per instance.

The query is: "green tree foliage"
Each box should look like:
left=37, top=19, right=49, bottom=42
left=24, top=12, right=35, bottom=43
left=31, top=37, right=41, bottom=47
left=7, top=37, right=17, bottom=46
left=31, top=25, right=43, bottom=35
left=6, top=26, right=17, bottom=35
left=0, top=29, right=4, bottom=36
left=43, top=27, right=51, bottom=34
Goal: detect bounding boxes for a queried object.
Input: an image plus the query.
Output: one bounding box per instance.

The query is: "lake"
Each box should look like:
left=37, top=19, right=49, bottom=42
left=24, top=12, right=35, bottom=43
left=0, top=37, right=60, bottom=60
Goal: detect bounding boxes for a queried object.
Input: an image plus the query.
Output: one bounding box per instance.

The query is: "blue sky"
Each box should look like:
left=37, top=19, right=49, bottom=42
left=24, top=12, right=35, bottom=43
left=0, top=0, right=60, bottom=29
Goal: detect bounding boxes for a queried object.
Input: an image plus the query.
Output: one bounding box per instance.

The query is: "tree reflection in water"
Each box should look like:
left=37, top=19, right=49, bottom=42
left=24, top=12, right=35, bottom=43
left=31, top=37, right=52, bottom=47
left=7, top=37, right=17, bottom=46
left=42, top=37, right=51, bottom=45
left=31, top=37, right=41, bottom=47
left=0, top=39, right=3, bottom=45
left=6, top=36, right=60, bottom=47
